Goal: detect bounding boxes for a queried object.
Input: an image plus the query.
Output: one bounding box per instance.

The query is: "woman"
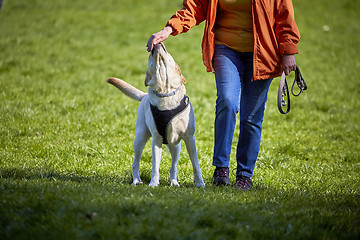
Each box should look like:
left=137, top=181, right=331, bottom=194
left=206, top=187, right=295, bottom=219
left=147, top=0, right=300, bottom=190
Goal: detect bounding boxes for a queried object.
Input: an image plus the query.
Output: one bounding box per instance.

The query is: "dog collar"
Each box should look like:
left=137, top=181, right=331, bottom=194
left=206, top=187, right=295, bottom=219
left=152, top=87, right=180, bottom=98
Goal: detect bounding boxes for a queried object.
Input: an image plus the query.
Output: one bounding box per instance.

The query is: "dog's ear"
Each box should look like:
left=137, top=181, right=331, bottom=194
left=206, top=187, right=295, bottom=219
left=144, top=70, right=150, bottom=86
left=175, top=63, right=186, bottom=84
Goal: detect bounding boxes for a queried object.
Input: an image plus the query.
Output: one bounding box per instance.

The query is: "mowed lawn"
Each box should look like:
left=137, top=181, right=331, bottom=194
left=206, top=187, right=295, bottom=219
left=0, top=0, right=359, bottom=239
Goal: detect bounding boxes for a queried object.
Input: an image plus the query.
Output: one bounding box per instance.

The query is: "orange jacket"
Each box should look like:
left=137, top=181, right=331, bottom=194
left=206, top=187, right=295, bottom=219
left=166, top=0, right=300, bottom=80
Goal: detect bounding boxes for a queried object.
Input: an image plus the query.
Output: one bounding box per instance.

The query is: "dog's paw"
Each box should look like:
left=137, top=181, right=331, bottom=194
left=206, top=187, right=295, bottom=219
left=132, top=179, right=143, bottom=185
left=149, top=181, right=160, bottom=187
left=170, top=179, right=180, bottom=187
left=194, top=180, right=206, bottom=188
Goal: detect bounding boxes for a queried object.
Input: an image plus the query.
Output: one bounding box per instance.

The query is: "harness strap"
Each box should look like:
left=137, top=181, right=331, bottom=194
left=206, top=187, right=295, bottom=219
left=277, top=66, right=307, bottom=114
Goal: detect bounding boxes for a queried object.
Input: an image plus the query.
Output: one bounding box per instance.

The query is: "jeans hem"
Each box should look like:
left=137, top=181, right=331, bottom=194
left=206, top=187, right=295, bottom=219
left=212, top=162, right=229, bottom=168
left=236, top=172, right=253, bottom=178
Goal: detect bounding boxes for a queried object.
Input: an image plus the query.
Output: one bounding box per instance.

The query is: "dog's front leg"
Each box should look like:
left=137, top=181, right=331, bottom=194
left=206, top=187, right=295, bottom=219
left=132, top=129, right=150, bottom=185
left=168, top=143, right=181, bottom=187
left=149, top=138, right=162, bottom=187
left=132, top=111, right=151, bottom=185
left=184, top=135, right=205, bottom=188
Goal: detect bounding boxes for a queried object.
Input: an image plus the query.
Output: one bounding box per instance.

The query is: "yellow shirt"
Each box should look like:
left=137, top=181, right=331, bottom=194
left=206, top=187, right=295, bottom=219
left=215, top=0, right=253, bottom=52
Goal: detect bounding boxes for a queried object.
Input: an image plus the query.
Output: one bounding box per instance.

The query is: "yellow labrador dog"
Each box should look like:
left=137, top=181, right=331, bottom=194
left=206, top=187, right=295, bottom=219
left=107, top=43, right=205, bottom=187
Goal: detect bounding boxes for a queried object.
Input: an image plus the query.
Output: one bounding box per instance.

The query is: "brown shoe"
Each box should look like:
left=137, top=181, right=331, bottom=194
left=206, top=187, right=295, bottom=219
left=235, top=175, right=253, bottom=190
left=213, top=167, right=231, bottom=186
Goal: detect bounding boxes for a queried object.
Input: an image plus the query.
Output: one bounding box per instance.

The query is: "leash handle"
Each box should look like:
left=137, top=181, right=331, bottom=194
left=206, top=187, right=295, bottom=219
left=277, top=66, right=307, bottom=114
left=291, top=66, right=307, bottom=97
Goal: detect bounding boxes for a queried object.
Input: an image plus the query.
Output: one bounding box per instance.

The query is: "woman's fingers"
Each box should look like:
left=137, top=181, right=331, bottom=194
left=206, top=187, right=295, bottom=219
left=146, top=27, right=173, bottom=52
left=282, top=54, right=297, bottom=75
left=146, top=34, right=156, bottom=52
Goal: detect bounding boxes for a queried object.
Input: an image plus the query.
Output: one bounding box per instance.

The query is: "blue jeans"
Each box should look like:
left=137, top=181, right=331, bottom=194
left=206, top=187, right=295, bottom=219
left=212, top=44, right=272, bottom=178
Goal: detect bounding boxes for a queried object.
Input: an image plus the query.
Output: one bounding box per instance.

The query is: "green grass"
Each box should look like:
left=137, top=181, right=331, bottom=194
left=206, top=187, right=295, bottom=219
left=0, top=0, right=359, bottom=239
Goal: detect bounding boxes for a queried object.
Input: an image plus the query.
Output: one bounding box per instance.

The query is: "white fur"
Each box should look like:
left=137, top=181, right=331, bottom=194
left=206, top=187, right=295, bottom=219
left=107, top=43, right=205, bottom=187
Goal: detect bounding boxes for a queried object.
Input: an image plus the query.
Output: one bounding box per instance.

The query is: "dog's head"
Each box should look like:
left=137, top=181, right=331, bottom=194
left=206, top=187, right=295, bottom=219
left=145, top=43, right=186, bottom=93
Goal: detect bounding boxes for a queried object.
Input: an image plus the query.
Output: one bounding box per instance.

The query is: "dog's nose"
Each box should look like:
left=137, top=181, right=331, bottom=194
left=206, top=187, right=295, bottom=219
left=151, top=44, right=160, bottom=56
left=152, top=43, right=167, bottom=54
left=159, top=42, right=167, bottom=53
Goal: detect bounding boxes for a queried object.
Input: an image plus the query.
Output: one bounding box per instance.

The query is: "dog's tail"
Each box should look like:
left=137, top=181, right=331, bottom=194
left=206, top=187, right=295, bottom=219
left=107, top=77, right=147, bottom=101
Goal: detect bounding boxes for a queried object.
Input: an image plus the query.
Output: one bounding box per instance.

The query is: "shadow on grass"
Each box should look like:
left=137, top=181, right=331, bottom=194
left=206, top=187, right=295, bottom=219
left=0, top=167, right=202, bottom=187
left=0, top=167, right=132, bottom=185
left=1, top=167, right=359, bottom=240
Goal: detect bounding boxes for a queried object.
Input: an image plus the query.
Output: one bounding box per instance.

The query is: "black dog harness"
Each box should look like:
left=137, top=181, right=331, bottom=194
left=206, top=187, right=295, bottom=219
left=150, top=96, right=190, bottom=144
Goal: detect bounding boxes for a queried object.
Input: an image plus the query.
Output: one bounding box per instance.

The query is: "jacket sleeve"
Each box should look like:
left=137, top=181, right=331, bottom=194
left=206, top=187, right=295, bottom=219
left=275, top=0, right=300, bottom=55
left=166, top=0, right=208, bottom=36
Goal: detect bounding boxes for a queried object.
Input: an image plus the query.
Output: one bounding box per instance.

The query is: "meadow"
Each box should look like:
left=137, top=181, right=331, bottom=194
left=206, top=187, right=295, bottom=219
left=0, top=0, right=359, bottom=239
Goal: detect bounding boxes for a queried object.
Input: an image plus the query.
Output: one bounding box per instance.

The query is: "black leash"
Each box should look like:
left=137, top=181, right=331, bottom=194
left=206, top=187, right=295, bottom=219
left=277, top=66, right=307, bottom=114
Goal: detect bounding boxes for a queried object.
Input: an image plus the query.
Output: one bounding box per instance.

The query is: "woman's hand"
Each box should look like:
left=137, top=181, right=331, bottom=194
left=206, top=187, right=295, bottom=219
left=282, top=54, right=297, bottom=75
left=146, top=26, right=173, bottom=52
